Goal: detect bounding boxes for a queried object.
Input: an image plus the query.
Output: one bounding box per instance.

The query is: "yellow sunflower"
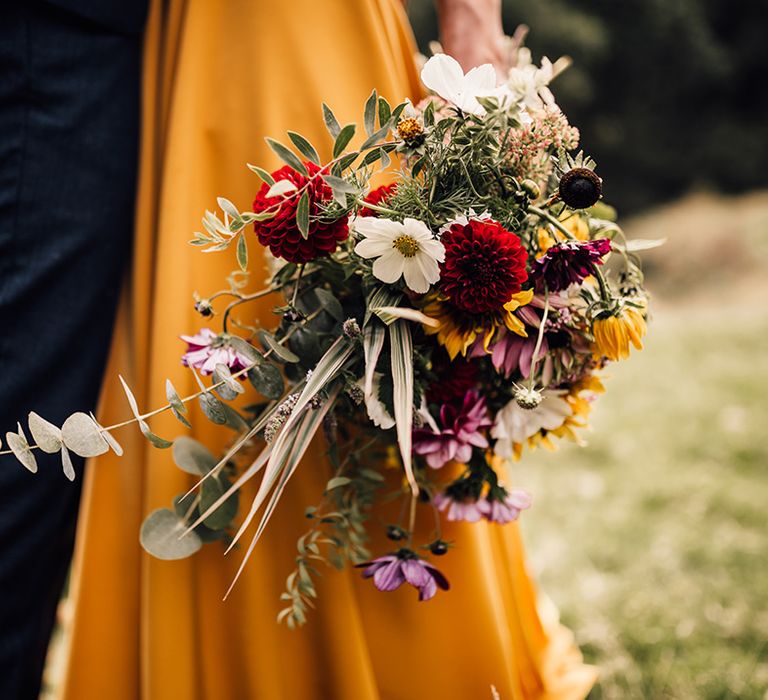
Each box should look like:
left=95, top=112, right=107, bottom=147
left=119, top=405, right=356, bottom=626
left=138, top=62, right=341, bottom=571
left=592, top=305, right=646, bottom=361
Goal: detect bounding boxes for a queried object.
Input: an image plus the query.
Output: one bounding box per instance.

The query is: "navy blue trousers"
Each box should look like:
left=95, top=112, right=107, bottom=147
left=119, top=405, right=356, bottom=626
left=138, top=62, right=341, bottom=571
left=0, top=3, right=143, bottom=697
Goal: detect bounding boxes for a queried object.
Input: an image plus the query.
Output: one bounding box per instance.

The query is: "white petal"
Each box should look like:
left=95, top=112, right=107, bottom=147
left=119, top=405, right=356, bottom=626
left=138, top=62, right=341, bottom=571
left=420, top=54, right=464, bottom=103
left=372, top=249, right=405, bottom=284
left=401, top=257, right=430, bottom=294
left=464, top=63, right=498, bottom=92
left=355, top=237, right=395, bottom=259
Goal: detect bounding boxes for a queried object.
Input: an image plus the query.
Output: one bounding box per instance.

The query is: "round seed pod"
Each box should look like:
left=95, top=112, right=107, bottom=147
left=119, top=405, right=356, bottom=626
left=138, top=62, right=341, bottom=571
left=558, top=167, right=602, bottom=209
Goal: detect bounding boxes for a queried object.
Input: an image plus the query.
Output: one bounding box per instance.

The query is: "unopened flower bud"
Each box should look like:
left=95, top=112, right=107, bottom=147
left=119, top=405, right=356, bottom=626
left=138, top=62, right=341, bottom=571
left=194, top=299, right=214, bottom=317
left=559, top=167, right=602, bottom=209
left=386, top=525, right=406, bottom=541
left=342, top=318, right=361, bottom=339
left=429, top=540, right=449, bottom=556
left=520, top=179, right=541, bottom=200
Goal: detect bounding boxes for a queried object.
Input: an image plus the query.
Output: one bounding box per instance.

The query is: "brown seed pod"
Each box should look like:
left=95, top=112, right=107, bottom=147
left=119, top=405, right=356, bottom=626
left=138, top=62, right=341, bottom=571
left=558, top=167, right=602, bottom=209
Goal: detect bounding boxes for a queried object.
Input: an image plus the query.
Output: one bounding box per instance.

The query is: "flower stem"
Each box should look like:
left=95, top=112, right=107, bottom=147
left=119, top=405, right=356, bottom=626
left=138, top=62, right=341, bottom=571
left=528, top=205, right=577, bottom=241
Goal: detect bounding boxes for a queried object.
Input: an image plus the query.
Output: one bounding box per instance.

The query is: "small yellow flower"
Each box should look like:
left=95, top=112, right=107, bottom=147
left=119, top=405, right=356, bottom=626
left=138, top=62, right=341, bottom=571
left=592, top=306, right=646, bottom=361
left=396, top=117, right=424, bottom=144
left=422, top=290, right=534, bottom=360
left=536, top=212, right=589, bottom=257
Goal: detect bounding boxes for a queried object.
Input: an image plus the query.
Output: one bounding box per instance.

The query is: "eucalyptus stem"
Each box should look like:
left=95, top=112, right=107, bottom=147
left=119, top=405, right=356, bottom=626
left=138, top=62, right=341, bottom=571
left=222, top=286, right=278, bottom=332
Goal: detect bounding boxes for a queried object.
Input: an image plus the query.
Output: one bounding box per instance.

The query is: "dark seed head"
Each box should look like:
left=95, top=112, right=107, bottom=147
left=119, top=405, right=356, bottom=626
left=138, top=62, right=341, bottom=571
left=283, top=309, right=301, bottom=323
left=386, top=525, right=406, bottom=541
left=559, top=167, right=602, bottom=209
left=194, top=300, right=213, bottom=317
left=429, top=540, right=449, bottom=556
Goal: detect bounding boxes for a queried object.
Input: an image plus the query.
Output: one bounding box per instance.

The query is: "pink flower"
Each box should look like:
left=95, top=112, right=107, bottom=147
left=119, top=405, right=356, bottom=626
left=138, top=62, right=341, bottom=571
left=356, top=550, right=450, bottom=601
left=413, top=390, right=493, bottom=468
left=433, top=491, right=487, bottom=522
left=180, top=329, right=252, bottom=376
left=484, top=489, right=532, bottom=524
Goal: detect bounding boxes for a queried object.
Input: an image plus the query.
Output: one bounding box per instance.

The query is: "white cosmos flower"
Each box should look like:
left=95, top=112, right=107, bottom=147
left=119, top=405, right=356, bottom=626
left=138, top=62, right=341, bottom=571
left=506, top=49, right=572, bottom=115
left=420, top=54, right=505, bottom=117
left=491, top=389, right=573, bottom=457
left=353, top=216, right=444, bottom=294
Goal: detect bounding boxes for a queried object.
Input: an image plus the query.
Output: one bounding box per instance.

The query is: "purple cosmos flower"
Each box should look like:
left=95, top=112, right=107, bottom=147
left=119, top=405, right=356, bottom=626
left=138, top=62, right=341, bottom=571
left=484, top=489, right=532, bottom=524
left=180, top=328, right=252, bottom=375
left=433, top=491, right=487, bottom=522
left=356, top=550, right=450, bottom=601
left=413, top=389, right=493, bottom=469
left=532, top=238, right=611, bottom=292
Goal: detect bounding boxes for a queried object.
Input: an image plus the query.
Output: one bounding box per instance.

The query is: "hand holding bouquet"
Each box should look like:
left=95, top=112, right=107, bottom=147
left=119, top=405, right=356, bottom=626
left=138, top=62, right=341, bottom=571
left=4, top=40, right=654, bottom=628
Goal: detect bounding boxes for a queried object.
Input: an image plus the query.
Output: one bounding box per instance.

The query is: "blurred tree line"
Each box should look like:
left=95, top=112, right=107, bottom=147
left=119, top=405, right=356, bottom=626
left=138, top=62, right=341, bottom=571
left=408, top=0, right=768, bottom=214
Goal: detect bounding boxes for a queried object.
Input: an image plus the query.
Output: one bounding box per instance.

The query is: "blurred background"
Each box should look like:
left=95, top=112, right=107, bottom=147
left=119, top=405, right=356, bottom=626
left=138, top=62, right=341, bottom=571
left=409, top=1, right=768, bottom=698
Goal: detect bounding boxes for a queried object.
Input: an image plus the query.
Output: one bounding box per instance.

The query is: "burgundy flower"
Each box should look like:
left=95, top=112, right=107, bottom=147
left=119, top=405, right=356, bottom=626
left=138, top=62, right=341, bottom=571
left=180, top=329, right=252, bottom=375
left=532, top=238, right=611, bottom=292
left=358, top=183, right=397, bottom=217
left=439, top=218, right=529, bottom=313
left=427, top=352, right=479, bottom=404
left=356, top=549, right=450, bottom=601
left=413, top=389, right=493, bottom=469
left=252, top=161, right=349, bottom=263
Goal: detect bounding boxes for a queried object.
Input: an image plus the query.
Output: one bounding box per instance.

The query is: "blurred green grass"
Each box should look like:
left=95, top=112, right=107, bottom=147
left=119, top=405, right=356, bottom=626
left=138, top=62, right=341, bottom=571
left=515, top=192, right=768, bottom=699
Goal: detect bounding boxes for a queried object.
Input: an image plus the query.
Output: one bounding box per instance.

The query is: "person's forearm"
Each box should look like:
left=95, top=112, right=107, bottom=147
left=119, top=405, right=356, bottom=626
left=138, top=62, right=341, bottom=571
left=436, top=0, right=507, bottom=75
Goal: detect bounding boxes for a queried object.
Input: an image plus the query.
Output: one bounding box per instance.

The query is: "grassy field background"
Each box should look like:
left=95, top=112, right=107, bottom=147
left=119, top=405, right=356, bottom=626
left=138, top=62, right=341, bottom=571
left=515, top=191, right=768, bottom=699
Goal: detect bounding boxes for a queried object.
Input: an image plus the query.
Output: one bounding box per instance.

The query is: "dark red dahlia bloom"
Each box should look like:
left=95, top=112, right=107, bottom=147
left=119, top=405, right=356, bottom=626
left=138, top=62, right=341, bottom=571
left=358, top=183, right=397, bottom=218
left=427, top=352, right=479, bottom=404
left=439, top=219, right=529, bottom=313
left=252, top=162, right=349, bottom=263
left=531, top=238, right=611, bottom=292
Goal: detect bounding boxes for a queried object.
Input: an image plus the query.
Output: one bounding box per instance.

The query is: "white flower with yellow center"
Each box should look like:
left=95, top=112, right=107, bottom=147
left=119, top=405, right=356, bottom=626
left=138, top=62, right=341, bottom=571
left=353, top=216, right=444, bottom=294
left=491, top=389, right=573, bottom=458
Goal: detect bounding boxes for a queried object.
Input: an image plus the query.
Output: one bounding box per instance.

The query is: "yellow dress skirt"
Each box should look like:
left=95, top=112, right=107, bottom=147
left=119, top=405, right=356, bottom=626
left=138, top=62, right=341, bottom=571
left=61, top=1, right=597, bottom=698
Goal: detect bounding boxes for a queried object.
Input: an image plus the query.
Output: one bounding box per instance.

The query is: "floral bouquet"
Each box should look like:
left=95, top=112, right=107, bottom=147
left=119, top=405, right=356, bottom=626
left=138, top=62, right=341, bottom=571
left=4, top=38, right=654, bottom=627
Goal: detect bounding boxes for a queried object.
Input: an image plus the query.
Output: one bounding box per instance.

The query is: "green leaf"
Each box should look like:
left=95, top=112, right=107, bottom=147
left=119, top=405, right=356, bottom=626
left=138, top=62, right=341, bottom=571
left=360, top=123, right=391, bottom=151
left=363, top=89, right=378, bottom=137
left=332, top=152, right=360, bottom=174
left=61, top=412, right=109, bottom=458
left=266, top=179, right=298, bottom=197
left=333, top=124, right=356, bottom=158
left=199, top=393, right=228, bottom=424
left=217, top=197, right=240, bottom=219
left=140, top=508, right=202, bottom=560
left=248, top=362, right=284, bottom=400
left=166, top=379, right=192, bottom=428
left=141, top=427, right=174, bottom=449
left=260, top=332, right=300, bottom=363
left=296, top=191, right=310, bottom=240
left=321, top=174, right=358, bottom=194
left=27, top=412, right=61, bottom=454
left=314, top=288, right=344, bottom=321
left=247, top=163, right=275, bottom=185
left=60, top=445, right=75, bottom=481
left=322, top=103, right=341, bottom=139
left=90, top=414, right=124, bottom=456
left=200, top=475, right=239, bottom=530
left=173, top=436, right=217, bottom=475
left=6, top=423, right=37, bottom=473
left=326, top=476, right=352, bottom=491
left=378, top=97, right=391, bottom=127
left=236, top=234, right=248, bottom=272
left=213, top=363, right=245, bottom=401
left=265, top=137, right=308, bottom=176
left=287, top=131, right=320, bottom=165
left=227, top=336, right=262, bottom=364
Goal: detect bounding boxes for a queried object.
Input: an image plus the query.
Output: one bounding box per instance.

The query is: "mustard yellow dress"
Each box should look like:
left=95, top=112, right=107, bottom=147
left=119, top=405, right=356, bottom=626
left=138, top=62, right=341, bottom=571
left=61, top=1, right=597, bottom=698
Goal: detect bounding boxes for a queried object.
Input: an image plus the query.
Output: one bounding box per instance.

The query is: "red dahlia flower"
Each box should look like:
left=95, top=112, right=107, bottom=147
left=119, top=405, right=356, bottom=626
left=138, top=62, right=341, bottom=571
left=358, top=183, right=396, bottom=217
left=531, top=238, right=611, bottom=292
left=252, top=162, right=349, bottom=263
left=440, top=218, right=529, bottom=313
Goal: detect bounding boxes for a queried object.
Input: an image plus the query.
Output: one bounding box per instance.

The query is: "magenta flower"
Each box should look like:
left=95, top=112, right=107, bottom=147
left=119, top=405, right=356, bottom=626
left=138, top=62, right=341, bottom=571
left=486, top=330, right=549, bottom=380
left=413, top=389, right=493, bottom=468
left=180, top=329, right=253, bottom=376
left=531, top=238, right=611, bottom=292
left=484, top=489, right=532, bottom=524
left=433, top=491, right=487, bottom=522
left=356, top=550, right=450, bottom=601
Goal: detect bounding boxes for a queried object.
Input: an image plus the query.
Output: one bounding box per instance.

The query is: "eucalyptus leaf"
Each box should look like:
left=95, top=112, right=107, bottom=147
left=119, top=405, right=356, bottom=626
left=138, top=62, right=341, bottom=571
left=139, top=425, right=174, bottom=450
left=199, top=393, right=228, bottom=425
left=200, top=475, right=239, bottom=530
left=140, top=508, right=202, bottom=560
left=265, top=138, right=308, bottom=176
left=266, top=179, right=298, bottom=198
left=261, top=332, right=300, bottom=363
left=248, top=362, right=284, bottom=400
left=314, top=288, right=344, bottom=321
left=166, top=379, right=192, bottom=428
left=213, top=363, right=245, bottom=401
left=61, top=412, right=109, bottom=458
left=227, top=336, right=261, bottom=364
left=217, top=197, right=240, bottom=219
left=90, top=413, right=124, bottom=456
left=172, top=436, right=217, bottom=475
left=60, top=444, right=75, bottom=481
left=378, top=96, right=391, bottom=126
left=27, top=412, right=61, bottom=454
left=6, top=424, right=37, bottom=473
left=247, top=163, right=275, bottom=185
